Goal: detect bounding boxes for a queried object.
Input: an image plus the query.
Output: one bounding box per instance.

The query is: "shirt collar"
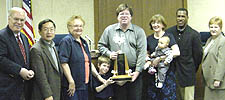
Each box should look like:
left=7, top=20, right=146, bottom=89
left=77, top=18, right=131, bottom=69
left=41, top=38, right=55, bottom=48
left=115, top=23, right=134, bottom=31
left=14, top=32, right=21, bottom=37
left=68, top=33, right=87, bottom=44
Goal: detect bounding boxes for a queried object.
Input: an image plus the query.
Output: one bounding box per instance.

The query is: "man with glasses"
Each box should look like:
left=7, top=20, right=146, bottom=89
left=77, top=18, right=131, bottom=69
left=98, top=3, right=147, bottom=100
left=30, top=19, right=63, bottom=100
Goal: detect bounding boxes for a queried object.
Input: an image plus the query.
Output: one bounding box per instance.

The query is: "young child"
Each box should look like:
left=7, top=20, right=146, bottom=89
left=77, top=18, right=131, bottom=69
left=144, top=36, right=173, bottom=88
left=93, top=55, right=115, bottom=100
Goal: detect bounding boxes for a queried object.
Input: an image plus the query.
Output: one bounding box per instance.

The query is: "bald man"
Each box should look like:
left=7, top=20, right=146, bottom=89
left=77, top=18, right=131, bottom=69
left=0, top=7, right=34, bottom=100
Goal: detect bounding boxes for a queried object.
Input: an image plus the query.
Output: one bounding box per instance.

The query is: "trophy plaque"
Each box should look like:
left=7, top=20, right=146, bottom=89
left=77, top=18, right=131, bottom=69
left=111, top=53, right=132, bottom=81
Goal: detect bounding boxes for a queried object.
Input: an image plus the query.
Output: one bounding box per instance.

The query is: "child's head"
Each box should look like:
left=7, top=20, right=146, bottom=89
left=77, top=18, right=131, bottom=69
left=97, top=55, right=111, bottom=74
left=158, top=36, right=170, bottom=49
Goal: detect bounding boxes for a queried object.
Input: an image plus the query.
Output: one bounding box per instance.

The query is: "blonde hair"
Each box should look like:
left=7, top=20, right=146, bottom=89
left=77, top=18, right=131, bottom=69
left=209, top=16, right=223, bottom=29
left=67, top=15, right=85, bottom=28
left=159, top=36, right=170, bottom=44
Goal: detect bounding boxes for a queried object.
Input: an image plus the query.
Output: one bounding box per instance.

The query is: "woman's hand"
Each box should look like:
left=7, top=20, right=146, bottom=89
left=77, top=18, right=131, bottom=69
left=67, top=81, right=76, bottom=97
left=152, top=57, right=160, bottom=67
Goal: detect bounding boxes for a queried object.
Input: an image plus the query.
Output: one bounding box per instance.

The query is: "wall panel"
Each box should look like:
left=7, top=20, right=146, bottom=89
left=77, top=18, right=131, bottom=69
left=94, top=0, right=183, bottom=48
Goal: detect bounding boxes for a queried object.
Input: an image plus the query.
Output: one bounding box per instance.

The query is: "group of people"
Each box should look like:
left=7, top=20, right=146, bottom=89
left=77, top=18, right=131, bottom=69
left=0, top=3, right=224, bottom=100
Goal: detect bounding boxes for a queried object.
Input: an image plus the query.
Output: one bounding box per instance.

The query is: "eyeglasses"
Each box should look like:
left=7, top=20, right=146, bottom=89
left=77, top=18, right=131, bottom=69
left=68, top=25, right=83, bottom=28
left=12, top=17, right=25, bottom=23
left=42, top=27, right=55, bottom=32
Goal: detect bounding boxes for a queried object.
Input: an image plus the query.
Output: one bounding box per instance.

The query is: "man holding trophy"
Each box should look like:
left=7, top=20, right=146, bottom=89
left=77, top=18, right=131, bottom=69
left=98, top=3, right=147, bottom=100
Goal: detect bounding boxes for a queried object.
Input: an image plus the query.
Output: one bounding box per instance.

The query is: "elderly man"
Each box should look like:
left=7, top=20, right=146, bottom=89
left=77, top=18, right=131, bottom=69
left=0, top=7, right=34, bottom=100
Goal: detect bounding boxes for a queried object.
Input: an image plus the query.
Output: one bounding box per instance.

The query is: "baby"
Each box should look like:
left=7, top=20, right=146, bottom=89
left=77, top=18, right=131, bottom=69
left=144, top=36, right=173, bottom=88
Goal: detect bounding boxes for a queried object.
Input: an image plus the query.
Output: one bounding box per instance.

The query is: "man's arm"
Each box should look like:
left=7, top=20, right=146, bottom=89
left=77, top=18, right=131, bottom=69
left=0, top=36, right=21, bottom=76
left=132, top=28, right=147, bottom=81
left=30, top=48, right=53, bottom=99
left=98, top=28, right=112, bottom=57
left=135, top=29, right=147, bottom=72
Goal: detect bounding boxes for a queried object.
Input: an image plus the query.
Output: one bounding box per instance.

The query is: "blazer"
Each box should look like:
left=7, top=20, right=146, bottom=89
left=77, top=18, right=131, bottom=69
left=202, top=33, right=225, bottom=89
left=30, top=38, right=63, bottom=100
left=166, top=25, right=203, bottom=87
left=0, top=26, right=30, bottom=100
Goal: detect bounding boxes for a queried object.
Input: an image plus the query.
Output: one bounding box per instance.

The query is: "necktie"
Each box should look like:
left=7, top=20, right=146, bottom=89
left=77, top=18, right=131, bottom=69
left=16, top=34, right=27, bottom=63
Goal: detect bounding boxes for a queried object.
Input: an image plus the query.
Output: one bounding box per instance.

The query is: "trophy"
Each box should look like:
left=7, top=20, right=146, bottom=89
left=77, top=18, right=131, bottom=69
left=111, top=34, right=132, bottom=81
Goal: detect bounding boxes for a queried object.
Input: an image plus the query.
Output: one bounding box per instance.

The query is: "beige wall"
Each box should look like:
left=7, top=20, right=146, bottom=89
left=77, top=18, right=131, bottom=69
left=0, top=0, right=94, bottom=43
left=1, top=0, right=225, bottom=41
left=32, top=0, right=94, bottom=38
left=188, top=0, right=225, bottom=32
left=0, top=0, right=7, bottom=29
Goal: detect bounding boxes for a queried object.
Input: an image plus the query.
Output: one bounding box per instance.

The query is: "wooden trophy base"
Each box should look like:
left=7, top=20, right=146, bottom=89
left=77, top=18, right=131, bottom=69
left=111, top=75, right=132, bottom=81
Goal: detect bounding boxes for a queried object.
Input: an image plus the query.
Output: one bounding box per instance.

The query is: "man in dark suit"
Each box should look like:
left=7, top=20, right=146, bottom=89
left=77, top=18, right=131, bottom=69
left=30, top=19, right=63, bottom=100
left=0, top=7, right=34, bottom=100
left=166, top=8, right=203, bottom=100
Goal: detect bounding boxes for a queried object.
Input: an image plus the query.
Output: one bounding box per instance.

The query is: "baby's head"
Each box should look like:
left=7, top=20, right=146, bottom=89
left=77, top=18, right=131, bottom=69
left=97, top=55, right=111, bottom=75
left=158, top=36, right=170, bottom=49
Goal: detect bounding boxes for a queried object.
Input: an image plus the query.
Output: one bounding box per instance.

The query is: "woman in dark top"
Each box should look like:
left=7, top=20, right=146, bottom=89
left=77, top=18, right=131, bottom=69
left=58, top=15, right=92, bottom=100
left=144, top=14, right=180, bottom=100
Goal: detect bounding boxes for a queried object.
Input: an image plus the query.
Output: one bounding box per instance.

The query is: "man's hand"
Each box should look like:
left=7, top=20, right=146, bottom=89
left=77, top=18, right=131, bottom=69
left=45, top=96, right=53, bottom=100
left=19, top=68, right=34, bottom=80
left=130, top=71, right=140, bottom=82
left=68, top=81, right=75, bottom=97
left=214, top=80, right=221, bottom=88
left=110, top=51, right=118, bottom=60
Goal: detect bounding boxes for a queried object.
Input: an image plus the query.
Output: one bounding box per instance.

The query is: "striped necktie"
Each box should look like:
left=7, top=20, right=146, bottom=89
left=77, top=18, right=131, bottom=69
left=16, top=34, right=26, bottom=63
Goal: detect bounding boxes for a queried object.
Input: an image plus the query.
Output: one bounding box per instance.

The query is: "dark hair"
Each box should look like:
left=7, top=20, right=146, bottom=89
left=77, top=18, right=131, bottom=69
left=116, top=3, right=133, bottom=16
left=38, top=19, right=56, bottom=31
left=176, top=8, right=188, bottom=17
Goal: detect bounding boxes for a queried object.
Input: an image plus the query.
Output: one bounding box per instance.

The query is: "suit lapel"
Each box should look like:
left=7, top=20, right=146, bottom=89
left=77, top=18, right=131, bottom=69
left=203, top=34, right=222, bottom=60
left=40, top=40, right=59, bottom=72
left=8, top=30, right=24, bottom=63
left=53, top=47, right=63, bottom=74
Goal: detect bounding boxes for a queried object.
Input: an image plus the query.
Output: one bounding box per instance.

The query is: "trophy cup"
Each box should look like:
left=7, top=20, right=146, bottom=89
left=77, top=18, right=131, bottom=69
left=111, top=34, right=132, bottom=81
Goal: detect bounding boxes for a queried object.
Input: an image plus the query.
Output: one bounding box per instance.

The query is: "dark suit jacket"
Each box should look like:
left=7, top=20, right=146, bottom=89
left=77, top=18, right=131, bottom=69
left=166, top=25, right=203, bottom=87
left=30, top=38, right=63, bottom=100
left=202, top=34, right=225, bottom=89
left=0, top=26, right=30, bottom=100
